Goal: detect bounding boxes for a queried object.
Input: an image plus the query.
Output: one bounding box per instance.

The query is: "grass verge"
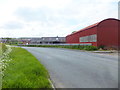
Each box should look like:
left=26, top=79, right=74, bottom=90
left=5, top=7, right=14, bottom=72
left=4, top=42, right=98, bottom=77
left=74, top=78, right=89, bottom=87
left=2, top=47, right=51, bottom=88
left=22, top=45, right=98, bottom=51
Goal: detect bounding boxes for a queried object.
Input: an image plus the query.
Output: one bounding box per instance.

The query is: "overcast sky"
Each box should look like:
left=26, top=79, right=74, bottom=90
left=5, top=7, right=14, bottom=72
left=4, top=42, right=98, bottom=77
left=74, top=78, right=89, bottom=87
left=0, top=0, right=119, bottom=38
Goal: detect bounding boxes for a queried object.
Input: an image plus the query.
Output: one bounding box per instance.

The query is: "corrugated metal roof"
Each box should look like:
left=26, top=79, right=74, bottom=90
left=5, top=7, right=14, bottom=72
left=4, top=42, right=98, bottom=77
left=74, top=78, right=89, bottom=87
left=68, top=22, right=99, bottom=36
left=67, top=18, right=119, bottom=36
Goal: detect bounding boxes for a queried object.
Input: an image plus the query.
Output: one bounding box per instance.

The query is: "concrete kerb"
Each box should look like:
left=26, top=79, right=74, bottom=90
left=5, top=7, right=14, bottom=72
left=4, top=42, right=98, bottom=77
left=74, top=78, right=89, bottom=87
left=48, top=78, right=56, bottom=90
left=92, top=50, right=118, bottom=53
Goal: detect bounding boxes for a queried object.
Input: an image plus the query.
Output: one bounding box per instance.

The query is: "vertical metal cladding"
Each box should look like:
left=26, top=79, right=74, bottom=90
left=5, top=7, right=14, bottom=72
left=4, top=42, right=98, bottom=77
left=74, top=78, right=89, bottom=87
left=97, top=19, right=119, bottom=49
left=66, top=24, right=98, bottom=46
left=66, top=18, right=120, bottom=49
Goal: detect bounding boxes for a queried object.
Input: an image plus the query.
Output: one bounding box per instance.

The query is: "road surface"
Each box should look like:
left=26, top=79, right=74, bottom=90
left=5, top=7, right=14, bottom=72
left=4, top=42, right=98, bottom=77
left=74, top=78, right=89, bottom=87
left=23, top=47, right=118, bottom=88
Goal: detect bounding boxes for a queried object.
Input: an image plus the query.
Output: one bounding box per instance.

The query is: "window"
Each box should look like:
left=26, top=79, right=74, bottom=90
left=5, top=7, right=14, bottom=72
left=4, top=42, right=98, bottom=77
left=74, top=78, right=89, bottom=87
left=80, top=34, right=97, bottom=42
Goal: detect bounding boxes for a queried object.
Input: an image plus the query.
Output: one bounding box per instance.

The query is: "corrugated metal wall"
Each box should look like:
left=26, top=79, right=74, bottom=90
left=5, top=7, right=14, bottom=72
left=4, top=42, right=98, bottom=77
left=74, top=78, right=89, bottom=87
left=97, top=19, right=119, bottom=49
left=66, top=18, right=119, bottom=49
left=66, top=26, right=97, bottom=46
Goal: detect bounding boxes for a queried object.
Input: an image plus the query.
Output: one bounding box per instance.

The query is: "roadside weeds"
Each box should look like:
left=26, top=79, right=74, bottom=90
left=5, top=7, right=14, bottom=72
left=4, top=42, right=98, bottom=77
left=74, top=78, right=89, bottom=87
left=2, top=47, right=52, bottom=88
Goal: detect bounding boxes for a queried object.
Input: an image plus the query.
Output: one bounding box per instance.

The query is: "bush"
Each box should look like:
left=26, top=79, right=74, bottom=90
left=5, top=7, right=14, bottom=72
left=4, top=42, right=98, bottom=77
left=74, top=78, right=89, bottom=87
left=83, top=46, right=98, bottom=51
left=98, top=45, right=105, bottom=49
left=22, top=44, right=98, bottom=51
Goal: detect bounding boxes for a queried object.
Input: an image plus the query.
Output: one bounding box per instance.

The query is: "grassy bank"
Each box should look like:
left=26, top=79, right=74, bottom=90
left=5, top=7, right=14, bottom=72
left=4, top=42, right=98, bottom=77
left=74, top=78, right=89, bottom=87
left=0, top=43, right=7, bottom=90
left=23, top=45, right=98, bottom=51
left=2, top=47, right=51, bottom=88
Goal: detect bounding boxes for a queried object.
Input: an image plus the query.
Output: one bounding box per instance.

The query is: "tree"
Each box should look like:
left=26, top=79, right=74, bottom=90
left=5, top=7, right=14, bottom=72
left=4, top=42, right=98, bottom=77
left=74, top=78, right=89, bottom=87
left=72, top=31, right=77, bottom=34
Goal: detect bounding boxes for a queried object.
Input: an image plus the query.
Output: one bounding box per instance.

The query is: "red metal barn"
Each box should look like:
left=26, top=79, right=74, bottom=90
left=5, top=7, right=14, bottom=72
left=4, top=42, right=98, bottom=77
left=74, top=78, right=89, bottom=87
left=66, top=18, right=120, bottom=49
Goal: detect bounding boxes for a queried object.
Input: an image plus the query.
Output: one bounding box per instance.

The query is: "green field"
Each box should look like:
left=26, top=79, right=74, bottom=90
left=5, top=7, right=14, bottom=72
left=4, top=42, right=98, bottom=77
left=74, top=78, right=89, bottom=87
left=2, top=47, right=51, bottom=88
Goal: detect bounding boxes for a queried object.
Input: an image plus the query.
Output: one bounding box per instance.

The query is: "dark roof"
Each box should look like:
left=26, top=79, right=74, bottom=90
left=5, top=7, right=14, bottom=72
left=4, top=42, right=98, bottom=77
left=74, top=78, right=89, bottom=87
left=30, top=37, right=66, bottom=42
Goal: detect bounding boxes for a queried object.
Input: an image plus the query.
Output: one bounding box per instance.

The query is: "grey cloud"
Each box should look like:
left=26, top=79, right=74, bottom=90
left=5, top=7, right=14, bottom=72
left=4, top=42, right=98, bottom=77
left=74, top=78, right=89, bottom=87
left=1, top=22, right=24, bottom=30
left=15, top=8, right=50, bottom=22
left=15, top=6, right=100, bottom=29
left=14, top=7, right=79, bottom=25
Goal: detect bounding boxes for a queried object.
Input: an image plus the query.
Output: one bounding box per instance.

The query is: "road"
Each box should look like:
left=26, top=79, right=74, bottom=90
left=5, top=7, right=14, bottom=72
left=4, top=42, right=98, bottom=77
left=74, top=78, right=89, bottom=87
left=23, top=47, right=118, bottom=88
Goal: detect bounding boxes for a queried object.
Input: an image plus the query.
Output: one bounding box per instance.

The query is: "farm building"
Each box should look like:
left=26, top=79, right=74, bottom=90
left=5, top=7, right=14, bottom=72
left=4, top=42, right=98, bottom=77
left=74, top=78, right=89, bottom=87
left=18, top=37, right=66, bottom=45
left=66, top=18, right=120, bottom=49
left=30, top=37, right=66, bottom=44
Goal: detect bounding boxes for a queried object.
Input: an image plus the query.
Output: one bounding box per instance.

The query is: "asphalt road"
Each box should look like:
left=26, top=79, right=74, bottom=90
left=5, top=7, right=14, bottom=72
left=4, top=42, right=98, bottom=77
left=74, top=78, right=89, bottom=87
left=23, top=47, right=118, bottom=88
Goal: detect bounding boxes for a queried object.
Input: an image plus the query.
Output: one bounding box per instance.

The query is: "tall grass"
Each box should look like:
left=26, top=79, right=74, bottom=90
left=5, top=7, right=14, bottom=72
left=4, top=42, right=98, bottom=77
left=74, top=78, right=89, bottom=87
left=0, top=43, right=7, bottom=56
left=0, top=43, right=7, bottom=90
left=2, top=47, right=51, bottom=88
